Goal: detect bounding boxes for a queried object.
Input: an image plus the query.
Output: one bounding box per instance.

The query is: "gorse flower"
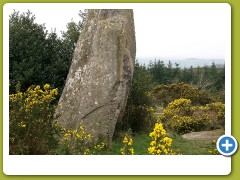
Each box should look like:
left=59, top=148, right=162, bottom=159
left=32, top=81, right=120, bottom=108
left=148, top=123, right=175, bottom=155
left=9, top=84, right=60, bottom=155
left=44, top=84, right=50, bottom=90
left=162, top=137, right=172, bottom=147
left=149, top=123, right=167, bottom=139
left=159, top=98, right=225, bottom=134
left=128, top=138, right=133, bottom=146
left=57, top=124, right=106, bottom=155
left=123, top=136, right=128, bottom=144
left=120, top=131, right=134, bottom=155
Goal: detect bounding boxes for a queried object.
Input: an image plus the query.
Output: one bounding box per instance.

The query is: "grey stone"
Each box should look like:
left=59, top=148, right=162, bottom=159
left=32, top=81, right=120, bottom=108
left=56, top=9, right=136, bottom=144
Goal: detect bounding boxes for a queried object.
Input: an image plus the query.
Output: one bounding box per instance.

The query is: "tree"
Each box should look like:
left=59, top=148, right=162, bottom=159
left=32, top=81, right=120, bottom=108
left=9, top=10, right=48, bottom=92
left=9, top=10, right=86, bottom=95
left=148, top=60, right=166, bottom=84
left=115, top=62, right=153, bottom=132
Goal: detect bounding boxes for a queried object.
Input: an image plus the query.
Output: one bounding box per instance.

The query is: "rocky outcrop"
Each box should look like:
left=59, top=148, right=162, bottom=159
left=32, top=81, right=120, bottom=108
left=56, top=9, right=136, bottom=144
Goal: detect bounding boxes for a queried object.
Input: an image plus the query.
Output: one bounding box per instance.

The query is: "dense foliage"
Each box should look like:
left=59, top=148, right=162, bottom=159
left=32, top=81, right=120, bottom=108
left=115, top=62, right=154, bottom=133
left=159, top=98, right=225, bottom=134
left=148, top=60, right=225, bottom=93
left=9, top=10, right=86, bottom=95
left=9, top=84, right=60, bottom=154
left=150, top=82, right=214, bottom=107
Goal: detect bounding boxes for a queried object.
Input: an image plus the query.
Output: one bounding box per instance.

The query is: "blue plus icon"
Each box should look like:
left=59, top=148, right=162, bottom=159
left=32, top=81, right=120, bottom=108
left=217, top=135, right=238, bottom=156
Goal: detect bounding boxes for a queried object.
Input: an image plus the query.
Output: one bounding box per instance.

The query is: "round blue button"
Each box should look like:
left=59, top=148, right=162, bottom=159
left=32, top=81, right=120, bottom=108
left=217, top=135, right=238, bottom=156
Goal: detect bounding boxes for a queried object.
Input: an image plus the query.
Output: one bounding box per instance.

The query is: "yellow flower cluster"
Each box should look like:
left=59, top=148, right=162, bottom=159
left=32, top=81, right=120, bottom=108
left=150, top=123, right=166, bottom=138
left=120, top=133, right=134, bottom=155
left=18, top=121, right=26, bottom=128
left=208, top=140, right=220, bottom=155
left=9, top=84, right=59, bottom=154
left=148, top=123, right=174, bottom=155
left=94, top=142, right=106, bottom=151
left=10, top=84, right=58, bottom=114
left=63, top=126, right=88, bottom=141
left=59, top=125, right=93, bottom=155
left=167, top=98, right=191, bottom=109
left=58, top=124, right=106, bottom=155
left=206, top=102, right=225, bottom=123
left=160, top=98, right=225, bottom=134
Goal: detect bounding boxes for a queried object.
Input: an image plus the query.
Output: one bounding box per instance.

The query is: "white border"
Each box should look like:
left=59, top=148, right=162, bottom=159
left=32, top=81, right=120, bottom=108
left=3, top=3, right=231, bottom=175
left=4, top=155, right=231, bottom=175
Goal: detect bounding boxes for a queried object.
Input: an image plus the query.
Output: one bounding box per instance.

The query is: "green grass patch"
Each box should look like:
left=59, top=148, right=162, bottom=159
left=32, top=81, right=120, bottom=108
left=102, top=131, right=217, bottom=155
left=168, top=131, right=216, bottom=155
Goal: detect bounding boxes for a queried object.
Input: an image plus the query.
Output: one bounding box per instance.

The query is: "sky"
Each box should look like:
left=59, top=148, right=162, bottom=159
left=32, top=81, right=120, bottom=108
left=5, top=3, right=230, bottom=61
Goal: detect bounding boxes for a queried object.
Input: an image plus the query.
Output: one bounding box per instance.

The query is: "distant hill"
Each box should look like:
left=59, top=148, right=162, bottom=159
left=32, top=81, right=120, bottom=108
left=137, top=57, right=225, bottom=68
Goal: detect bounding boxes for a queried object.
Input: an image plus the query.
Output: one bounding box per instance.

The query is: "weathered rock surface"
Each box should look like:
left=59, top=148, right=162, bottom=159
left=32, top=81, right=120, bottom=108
left=56, top=9, right=136, bottom=144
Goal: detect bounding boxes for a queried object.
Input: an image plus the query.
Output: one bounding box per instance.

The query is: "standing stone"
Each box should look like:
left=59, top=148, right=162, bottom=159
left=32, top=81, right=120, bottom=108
left=56, top=9, right=136, bottom=144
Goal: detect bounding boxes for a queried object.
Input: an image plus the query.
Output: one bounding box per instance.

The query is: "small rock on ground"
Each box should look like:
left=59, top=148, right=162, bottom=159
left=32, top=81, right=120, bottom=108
left=181, top=130, right=224, bottom=141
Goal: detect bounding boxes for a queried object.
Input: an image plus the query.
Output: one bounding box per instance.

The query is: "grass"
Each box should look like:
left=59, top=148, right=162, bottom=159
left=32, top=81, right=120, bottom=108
left=98, top=132, right=151, bottom=155
left=101, top=131, right=217, bottom=155
left=168, top=131, right=217, bottom=155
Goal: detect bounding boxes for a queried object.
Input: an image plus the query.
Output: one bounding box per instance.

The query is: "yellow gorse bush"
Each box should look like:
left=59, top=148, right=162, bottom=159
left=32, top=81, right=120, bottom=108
left=120, top=132, right=134, bottom=155
left=159, top=98, right=225, bottom=134
left=150, top=83, right=213, bottom=107
left=56, top=125, right=106, bottom=155
left=167, top=98, right=191, bottom=109
left=9, top=84, right=60, bottom=154
left=148, top=123, right=175, bottom=155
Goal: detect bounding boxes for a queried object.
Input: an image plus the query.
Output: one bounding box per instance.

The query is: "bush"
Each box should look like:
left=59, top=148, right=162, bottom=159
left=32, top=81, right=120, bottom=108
left=160, top=98, right=225, bottom=134
left=9, top=84, right=60, bottom=154
left=150, top=83, right=213, bottom=107
left=194, top=102, right=225, bottom=129
left=168, top=115, right=209, bottom=134
left=207, top=102, right=225, bottom=121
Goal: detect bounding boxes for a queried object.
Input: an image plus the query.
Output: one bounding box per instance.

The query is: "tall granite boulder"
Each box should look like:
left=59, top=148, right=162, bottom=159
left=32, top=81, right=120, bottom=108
left=56, top=9, right=136, bottom=144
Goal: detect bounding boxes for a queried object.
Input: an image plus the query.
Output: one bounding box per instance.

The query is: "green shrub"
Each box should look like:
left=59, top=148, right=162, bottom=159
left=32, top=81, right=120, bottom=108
left=150, top=83, right=213, bottom=107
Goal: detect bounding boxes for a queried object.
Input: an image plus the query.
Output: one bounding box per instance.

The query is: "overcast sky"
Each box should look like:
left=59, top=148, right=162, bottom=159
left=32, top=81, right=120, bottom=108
left=5, top=3, right=230, bottom=61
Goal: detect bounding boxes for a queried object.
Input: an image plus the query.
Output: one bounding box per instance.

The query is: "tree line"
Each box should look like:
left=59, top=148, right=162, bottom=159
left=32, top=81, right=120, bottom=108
left=9, top=10, right=224, bottom=97
left=147, top=60, right=225, bottom=93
